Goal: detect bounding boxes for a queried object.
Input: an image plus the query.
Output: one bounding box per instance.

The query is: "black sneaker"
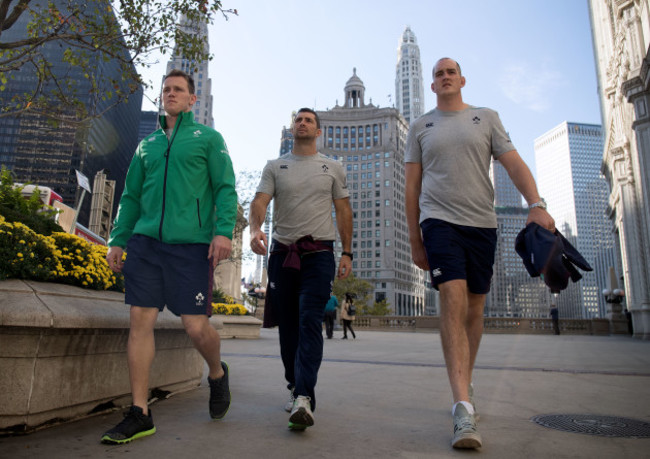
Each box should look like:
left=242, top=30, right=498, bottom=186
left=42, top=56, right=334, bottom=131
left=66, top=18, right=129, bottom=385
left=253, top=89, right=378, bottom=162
left=101, top=406, right=156, bottom=444
left=208, top=361, right=231, bottom=419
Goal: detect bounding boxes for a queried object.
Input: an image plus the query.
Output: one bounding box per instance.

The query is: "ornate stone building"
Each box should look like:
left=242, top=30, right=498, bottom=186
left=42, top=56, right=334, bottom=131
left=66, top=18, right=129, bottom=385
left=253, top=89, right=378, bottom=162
left=316, top=69, right=430, bottom=315
left=589, top=0, right=650, bottom=338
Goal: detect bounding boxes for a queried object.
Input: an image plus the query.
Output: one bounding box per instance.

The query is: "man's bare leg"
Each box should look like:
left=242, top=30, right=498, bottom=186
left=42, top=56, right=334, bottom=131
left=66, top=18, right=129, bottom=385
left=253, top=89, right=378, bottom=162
left=181, top=315, right=224, bottom=379
left=128, top=306, right=160, bottom=415
left=438, top=279, right=471, bottom=404
left=466, top=291, right=487, bottom=384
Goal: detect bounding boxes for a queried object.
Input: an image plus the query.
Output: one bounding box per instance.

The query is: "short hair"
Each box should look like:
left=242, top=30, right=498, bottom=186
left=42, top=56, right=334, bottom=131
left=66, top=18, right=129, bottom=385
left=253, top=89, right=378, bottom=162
left=433, top=58, right=462, bottom=78
left=296, top=107, right=321, bottom=129
left=164, top=69, right=195, bottom=94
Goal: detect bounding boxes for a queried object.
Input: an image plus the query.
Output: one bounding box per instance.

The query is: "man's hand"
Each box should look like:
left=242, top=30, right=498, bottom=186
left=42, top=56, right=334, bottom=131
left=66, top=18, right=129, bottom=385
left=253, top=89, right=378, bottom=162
left=106, top=246, right=124, bottom=273
left=410, top=239, right=430, bottom=271
left=209, top=235, right=232, bottom=269
left=337, top=255, right=352, bottom=279
left=250, top=229, right=268, bottom=256
left=526, top=208, right=556, bottom=233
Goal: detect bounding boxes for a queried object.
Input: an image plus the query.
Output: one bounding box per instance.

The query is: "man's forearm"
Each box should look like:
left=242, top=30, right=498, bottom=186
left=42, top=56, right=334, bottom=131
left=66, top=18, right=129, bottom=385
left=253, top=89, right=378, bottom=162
left=249, top=197, right=268, bottom=234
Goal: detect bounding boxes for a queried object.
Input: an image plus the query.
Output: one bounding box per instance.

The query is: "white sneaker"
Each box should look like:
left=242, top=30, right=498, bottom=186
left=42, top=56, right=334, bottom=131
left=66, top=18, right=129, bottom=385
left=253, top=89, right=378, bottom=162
left=288, top=395, right=314, bottom=430
left=284, top=388, right=295, bottom=412
left=452, top=403, right=482, bottom=449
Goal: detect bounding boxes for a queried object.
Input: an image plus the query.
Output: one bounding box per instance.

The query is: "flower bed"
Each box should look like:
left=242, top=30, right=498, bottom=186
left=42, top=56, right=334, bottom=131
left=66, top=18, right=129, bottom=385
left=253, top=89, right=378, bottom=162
left=0, top=215, right=124, bottom=291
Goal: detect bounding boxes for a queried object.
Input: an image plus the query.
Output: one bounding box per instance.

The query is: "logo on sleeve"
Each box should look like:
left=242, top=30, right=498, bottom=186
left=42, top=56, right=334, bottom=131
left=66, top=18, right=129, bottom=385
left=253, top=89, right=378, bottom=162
left=472, top=116, right=481, bottom=125
left=322, top=164, right=329, bottom=173
left=193, top=130, right=202, bottom=137
left=280, top=165, right=288, bottom=169
left=425, top=122, right=434, bottom=128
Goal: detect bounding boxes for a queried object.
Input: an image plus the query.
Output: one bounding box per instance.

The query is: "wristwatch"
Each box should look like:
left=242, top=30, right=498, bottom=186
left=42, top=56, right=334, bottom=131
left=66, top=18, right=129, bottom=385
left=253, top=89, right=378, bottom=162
left=529, top=198, right=547, bottom=210
left=341, top=251, right=354, bottom=261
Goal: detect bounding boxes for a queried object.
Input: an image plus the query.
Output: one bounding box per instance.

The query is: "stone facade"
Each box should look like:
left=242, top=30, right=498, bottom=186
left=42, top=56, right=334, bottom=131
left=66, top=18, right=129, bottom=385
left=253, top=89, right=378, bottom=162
left=316, top=70, right=430, bottom=315
left=213, top=204, right=248, bottom=301
left=589, top=0, right=650, bottom=338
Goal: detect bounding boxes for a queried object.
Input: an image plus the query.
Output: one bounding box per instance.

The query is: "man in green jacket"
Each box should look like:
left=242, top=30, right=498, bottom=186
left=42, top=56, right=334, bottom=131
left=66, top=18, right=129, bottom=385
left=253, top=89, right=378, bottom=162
left=101, top=69, right=238, bottom=444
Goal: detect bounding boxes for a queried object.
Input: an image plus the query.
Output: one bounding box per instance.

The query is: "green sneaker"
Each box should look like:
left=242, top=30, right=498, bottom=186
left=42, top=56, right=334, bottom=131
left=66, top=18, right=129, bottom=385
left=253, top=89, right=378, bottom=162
left=101, top=406, right=156, bottom=444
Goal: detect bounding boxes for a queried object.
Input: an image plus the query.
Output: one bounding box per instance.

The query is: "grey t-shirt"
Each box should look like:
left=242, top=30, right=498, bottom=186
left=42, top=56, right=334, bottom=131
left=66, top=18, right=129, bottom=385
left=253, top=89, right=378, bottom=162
left=405, top=106, right=515, bottom=228
left=256, top=153, right=349, bottom=245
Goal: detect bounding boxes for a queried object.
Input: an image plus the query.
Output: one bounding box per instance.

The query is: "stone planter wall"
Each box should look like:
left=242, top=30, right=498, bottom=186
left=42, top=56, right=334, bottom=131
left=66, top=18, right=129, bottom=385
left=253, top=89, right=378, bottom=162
left=0, top=279, right=260, bottom=434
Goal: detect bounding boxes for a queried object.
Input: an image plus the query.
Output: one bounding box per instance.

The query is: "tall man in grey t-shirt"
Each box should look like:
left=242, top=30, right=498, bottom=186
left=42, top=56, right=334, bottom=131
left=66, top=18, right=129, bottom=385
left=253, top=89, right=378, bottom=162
left=405, top=58, right=555, bottom=449
left=249, top=108, right=353, bottom=431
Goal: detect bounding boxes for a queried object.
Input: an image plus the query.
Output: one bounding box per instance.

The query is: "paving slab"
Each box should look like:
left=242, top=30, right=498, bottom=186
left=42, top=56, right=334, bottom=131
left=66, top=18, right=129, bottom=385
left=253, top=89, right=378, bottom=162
left=1, top=328, right=649, bottom=458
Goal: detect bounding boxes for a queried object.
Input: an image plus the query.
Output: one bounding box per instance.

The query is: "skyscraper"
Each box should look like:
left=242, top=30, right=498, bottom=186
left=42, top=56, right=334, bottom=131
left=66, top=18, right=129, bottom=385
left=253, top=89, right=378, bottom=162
left=138, top=111, right=159, bottom=143
left=316, top=69, right=429, bottom=315
left=395, top=27, right=425, bottom=124
left=534, top=122, right=619, bottom=318
left=165, top=13, right=214, bottom=128
left=0, top=0, right=142, bottom=226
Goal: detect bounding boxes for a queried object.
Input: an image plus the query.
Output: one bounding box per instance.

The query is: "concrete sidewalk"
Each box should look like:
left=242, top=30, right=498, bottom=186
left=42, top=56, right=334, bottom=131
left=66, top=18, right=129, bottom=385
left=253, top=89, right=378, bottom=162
left=1, top=328, right=649, bottom=458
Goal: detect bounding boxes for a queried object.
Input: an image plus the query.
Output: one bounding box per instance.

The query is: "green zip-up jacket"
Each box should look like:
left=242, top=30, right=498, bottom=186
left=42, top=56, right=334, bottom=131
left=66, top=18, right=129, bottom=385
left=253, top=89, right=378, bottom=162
left=108, top=111, right=238, bottom=248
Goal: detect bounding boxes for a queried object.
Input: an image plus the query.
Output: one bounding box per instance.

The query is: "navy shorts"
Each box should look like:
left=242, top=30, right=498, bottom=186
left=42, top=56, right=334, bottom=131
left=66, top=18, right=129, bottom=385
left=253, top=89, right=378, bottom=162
left=122, top=234, right=213, bottom=316
left=420, top=218, right=497, bottom=294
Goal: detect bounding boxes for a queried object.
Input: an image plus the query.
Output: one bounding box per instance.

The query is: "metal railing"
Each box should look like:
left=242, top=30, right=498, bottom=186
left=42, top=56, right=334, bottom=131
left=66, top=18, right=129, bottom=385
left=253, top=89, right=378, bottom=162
left=349, top=316, right=615, bottom=335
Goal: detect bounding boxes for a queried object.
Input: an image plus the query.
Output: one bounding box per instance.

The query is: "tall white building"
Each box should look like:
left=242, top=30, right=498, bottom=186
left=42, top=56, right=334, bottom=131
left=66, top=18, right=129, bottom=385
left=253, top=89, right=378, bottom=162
left=317, top=69, right=430, bottom=315
left=589, top=0, right=650, bottom=339
left=534, top=122, right=619, bottom=318
left=165, top=13, right=214, bottom=128
left=395, top=27, right=425, bottom=124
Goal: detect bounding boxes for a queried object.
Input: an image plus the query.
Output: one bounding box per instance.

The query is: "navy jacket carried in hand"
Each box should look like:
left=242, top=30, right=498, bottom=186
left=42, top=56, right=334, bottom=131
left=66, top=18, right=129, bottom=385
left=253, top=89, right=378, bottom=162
left=514, top=223, right=593, bottom=293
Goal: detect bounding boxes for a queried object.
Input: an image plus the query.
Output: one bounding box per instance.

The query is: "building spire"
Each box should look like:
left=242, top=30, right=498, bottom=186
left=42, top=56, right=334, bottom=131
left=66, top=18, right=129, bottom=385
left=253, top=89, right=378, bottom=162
left=395, top=26, right=425, bottom=123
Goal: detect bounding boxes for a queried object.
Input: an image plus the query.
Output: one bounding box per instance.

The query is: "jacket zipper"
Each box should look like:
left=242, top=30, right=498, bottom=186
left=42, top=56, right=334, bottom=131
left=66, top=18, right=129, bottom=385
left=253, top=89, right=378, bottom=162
left=196, top=198, right=202, bottom=228
left=159, top=116, right=182, bottom=240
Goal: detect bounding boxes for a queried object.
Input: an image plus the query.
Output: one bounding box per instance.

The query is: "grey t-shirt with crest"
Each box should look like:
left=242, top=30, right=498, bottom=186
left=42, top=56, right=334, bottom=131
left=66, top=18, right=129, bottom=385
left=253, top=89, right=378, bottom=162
left=405, top=106, right=515, bottom=228
left=257, top=153, right=349, bottom=245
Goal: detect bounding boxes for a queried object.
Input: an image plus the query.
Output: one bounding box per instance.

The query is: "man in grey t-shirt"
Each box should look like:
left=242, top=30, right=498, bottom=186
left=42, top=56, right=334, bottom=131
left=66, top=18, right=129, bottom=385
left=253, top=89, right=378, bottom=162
left=405, top=58, right=555, bottom=449
left=249, top=108, right=353, bottom=431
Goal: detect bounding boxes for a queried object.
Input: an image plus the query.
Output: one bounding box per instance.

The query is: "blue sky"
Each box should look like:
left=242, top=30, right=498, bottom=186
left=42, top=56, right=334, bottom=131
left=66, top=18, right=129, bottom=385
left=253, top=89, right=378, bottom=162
left=140, top=0, right=601, bottom=181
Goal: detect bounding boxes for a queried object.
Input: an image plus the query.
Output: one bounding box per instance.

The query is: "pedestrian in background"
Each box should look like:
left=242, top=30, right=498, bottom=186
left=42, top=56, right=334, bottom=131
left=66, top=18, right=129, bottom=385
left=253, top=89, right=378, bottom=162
left=340, top=292, right=356, bottom=339
left=324, top=293, right=338, bottom=339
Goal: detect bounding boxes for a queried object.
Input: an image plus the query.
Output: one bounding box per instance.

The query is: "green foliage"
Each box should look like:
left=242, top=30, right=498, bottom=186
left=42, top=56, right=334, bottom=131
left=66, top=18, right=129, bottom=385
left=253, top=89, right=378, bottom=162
left=361, top=298, right=392, bottom=316
left=0, top=0, right=237, bottom=122
left=212, top=286, right=236, bottom=305
left=0, top=166, right=62, bottom=235
left=333, top=273, right=373, bottom=307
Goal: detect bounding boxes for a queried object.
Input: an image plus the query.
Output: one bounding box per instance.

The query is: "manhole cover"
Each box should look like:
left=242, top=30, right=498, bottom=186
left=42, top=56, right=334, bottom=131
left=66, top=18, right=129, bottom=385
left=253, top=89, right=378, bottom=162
left=531, top=414, right=650, bottom=438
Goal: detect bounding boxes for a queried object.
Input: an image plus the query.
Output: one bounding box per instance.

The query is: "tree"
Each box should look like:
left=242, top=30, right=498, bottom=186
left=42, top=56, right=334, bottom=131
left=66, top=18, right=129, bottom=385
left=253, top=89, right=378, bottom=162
left=332, top=273, right=373, bottom=307
left=0, top=0, right=237, bottom=122
left=0, top=165, right=63, bottom=235
left=361, top=298, right=392, bottom=316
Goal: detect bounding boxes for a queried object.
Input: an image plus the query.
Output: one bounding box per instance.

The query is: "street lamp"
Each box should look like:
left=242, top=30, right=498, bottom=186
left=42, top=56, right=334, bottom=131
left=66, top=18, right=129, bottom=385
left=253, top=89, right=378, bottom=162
left=249, top=285, right=266, bottom=316
left=602, top=288, right=625, bottom=305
